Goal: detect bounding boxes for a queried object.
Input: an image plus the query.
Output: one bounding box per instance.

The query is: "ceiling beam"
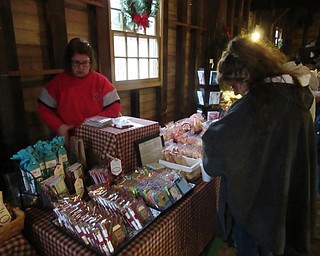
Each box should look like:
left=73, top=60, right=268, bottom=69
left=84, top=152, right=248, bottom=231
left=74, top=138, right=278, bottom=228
left=251, top=0, right=319, bottom=11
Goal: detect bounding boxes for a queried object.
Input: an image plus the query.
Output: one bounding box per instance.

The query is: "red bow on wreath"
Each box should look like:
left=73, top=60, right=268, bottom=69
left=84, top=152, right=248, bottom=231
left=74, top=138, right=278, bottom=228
left=133, top=13, right=150, bottom=29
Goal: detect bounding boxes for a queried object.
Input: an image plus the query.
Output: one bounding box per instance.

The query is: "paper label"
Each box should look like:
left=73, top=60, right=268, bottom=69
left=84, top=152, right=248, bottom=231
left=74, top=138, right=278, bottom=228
left=45, top=159, right=57, bottom=169
left=39, top=162, right=46, bottom=171
left=73, top=165, right=83, bottom=179
left=110, top=159, right=122, bottom=176
left=112, top=224, right=125, bottom=242
left=59, top=153, right=68, bottom=164
left=53, top=177, right=68, bottom=195
left=30, top=167, right=42, bottom=178
left=137, top=205, right=149, bottom=220
left=74, top=178, right=84, bottom=198
left=54, top=164, right=65, bottom=179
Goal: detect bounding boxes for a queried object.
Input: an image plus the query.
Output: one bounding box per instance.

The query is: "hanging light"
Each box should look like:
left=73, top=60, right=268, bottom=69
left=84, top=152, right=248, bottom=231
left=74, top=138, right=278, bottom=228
left=251, top=31, right=261, bottom=41
left=250, top=25, right=262, bottom=42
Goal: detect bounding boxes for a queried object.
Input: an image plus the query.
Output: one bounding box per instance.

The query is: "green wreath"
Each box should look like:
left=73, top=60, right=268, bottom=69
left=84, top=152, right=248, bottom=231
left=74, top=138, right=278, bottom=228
left=121, top=0, right=160, bottom=30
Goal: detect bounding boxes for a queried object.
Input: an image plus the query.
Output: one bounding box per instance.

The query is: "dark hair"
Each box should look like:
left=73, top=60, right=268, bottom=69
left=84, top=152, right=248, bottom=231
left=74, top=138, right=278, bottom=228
left=64, top=38, right=97, bottom=73
left=217, top=36, right=287, bottom=87
left=217, top=36, right=307, bottom=130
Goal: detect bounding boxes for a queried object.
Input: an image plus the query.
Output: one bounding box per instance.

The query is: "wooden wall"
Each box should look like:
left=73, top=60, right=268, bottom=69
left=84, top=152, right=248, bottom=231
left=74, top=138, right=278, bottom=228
left=1, top=0, right=319, bottom=194
left=7, top=0, right=132, bottom=144
left=0, top=0, right=257, bottom=187
left=2, top=0, right=253, bottom=145
left=253, top=3, right=320, bottom=59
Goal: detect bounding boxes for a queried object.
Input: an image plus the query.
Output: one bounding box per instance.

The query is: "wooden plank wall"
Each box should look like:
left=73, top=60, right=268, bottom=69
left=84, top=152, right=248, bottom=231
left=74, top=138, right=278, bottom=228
left=166, top=0, right=212, bottom=123
left=8, top=0, right=134, bottom=144
left=254, top=6, right=320, bottom=59
left=11, top=0, right=51, bottom=142
left=0, top=0, right=263, bottom=193
left=3, top=0, right=246, bottom=148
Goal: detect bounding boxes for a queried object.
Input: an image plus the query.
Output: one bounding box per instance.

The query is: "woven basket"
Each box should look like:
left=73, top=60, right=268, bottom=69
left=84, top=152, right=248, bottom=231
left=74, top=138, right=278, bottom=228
left=0, top=208, right=25, bottom=245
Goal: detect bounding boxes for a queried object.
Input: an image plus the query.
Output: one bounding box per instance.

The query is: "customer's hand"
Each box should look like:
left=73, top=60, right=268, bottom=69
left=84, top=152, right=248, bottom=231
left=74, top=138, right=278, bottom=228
left=57, top=124, right=75, bottom=148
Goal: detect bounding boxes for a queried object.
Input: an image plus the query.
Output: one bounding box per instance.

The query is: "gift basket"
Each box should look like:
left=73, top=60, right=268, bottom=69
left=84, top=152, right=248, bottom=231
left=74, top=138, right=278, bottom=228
left=11, top=137, right=85, bottom=208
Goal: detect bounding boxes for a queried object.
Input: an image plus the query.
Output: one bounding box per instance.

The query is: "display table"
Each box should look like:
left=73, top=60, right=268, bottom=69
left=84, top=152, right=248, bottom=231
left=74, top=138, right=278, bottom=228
left=0, top=233, right=38, bottom=256
left=25, top=178, right=220, bottom=256
left=75, top=117, right=160, bottom=172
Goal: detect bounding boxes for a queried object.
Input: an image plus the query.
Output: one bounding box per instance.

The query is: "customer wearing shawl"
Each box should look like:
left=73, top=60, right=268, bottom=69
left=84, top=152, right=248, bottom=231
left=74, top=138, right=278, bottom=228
left=202, top=36, right=317, bottom=256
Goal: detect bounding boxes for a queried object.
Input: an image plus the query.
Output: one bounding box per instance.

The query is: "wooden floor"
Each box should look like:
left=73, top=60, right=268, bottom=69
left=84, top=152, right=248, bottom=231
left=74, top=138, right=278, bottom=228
left=201, top=197, right=320, bottom=256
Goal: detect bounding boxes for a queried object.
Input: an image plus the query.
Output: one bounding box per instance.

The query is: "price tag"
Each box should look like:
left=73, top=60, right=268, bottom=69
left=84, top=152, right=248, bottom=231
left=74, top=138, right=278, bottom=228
left=74, top=178, right=84, bottom=198
left=54, top=164, right=65, bottom=179
left=110, top=158, right=122, bottom=176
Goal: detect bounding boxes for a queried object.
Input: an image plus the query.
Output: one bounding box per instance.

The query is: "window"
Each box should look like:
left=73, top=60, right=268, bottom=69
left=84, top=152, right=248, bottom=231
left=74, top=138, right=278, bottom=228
left=109, top=0, right=161, bottom=83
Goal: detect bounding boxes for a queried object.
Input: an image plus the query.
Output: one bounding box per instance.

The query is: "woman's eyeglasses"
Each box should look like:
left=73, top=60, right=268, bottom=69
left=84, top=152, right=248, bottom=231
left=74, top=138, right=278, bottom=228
left=71, top=60, right=91, bottom=68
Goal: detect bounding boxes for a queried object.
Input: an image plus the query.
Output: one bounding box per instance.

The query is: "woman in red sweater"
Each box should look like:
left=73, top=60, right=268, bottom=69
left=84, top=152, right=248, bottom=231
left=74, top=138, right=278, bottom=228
left=38, top=38, right=121, bottom=145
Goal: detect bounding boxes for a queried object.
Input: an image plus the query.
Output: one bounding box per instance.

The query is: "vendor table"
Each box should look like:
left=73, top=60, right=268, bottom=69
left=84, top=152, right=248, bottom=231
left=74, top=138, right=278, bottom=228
left=75, top=117, right=160, bottom=173
left=0, top=233, right=38, bottom=256
left=25, top=178, right=219, bottom=256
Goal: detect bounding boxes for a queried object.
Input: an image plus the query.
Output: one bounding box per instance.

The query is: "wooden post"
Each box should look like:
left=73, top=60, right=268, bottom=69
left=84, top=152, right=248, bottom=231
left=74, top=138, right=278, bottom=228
left=0, top=0, right=28, bottom=184
left=187, top=0, right=199, bottom=116
left=175, top=0, right=188, bottom=121
left=46, top=0, right=68, bottom=68
left=159, top=0, right=169, bottom=125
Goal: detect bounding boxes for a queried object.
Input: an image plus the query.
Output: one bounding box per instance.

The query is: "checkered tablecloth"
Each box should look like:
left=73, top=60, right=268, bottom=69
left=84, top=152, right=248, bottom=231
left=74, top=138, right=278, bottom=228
left=25, top=208, right=95, bottom=256
left=0, top=233, right=38, bottom=256
left=75, top=117, right=160, bottom=173
left=25, top=178, right=220, bottom=256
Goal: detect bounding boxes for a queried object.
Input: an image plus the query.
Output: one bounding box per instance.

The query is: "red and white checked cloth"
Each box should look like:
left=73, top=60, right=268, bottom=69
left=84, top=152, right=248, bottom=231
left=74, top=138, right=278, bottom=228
left=0, top=233, right=38, bottom=256
left=25, top=178, right=220, bottom=256
left=75, top=117, right=160, bottom=173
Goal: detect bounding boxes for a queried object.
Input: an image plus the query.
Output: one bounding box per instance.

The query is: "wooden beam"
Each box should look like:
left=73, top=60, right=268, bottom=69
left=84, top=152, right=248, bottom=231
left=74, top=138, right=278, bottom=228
left=87, top=4, right=98, bottom=65
left=6, top=69, right=63, bottom=77
left=205, top=0, right=223, bottom=64
left=46, top=0, right=68, bottom=68
left=0, top=0, right=28, bottom=154
left=130, top=90, right=140, bottom=117
left=174, top=0, right=188, bottom=121
left=159, top=0, right=169, bottom=125
left=251, top=0, right=319, bottom=11
left=80, top=0, right=104, bottom=8
left=187, top=0, right=199, bottom=116
left=95, top=0, right=112, bottom=79
left=168, top=20, right=207, bottom=31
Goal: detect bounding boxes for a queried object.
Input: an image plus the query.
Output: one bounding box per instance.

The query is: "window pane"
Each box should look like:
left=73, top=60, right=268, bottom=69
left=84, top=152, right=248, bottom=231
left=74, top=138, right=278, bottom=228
left=137, top=27, right=146, bottom=35
left=122, top=18, right=136, bottom=32
left=146, top=17, right=156, bottom=36
left=128, top=58, right=138, bottom=80
left=149, top=38, right=158, bottom=57
left=139, top=59, right=149, bottom=79
left=111, top=6, right=160, bottom=82
left=127, top=37, right=138, bottom=57
left=149, top=59, right=158, bottom=78
left=115, top=58, right=127, bottom=81
left=111, top=10, right=123, bottom=31
left=139, top=38, right=148, bottom=57
left=114, top=35, right=126, bottom=57
left=110, top=0, right=121, bottom=9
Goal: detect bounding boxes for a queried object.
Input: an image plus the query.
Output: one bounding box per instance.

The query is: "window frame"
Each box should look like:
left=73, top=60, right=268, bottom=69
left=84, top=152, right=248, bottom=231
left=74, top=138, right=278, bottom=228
left=108, top=1, right=162, bottom=91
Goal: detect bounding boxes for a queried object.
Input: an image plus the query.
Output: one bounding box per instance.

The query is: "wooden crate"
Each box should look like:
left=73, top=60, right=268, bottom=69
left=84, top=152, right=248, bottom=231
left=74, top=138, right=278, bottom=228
left=0, top=208, right=25, bottom=245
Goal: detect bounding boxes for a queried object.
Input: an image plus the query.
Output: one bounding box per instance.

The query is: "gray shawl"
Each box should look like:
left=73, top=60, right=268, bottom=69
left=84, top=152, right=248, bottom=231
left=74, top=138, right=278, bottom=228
left=202, top=82, right=317, bottom=255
